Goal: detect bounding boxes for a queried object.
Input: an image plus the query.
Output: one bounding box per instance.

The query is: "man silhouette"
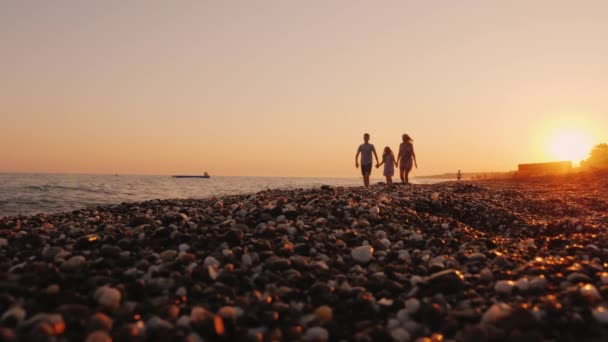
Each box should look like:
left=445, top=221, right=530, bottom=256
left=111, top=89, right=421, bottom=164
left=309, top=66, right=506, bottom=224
left=355, top=133, right=379, bottom=187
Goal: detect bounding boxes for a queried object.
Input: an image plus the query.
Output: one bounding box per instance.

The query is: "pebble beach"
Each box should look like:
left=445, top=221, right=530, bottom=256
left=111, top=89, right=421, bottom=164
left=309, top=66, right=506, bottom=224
left=1, top=172, right=608, bottom=341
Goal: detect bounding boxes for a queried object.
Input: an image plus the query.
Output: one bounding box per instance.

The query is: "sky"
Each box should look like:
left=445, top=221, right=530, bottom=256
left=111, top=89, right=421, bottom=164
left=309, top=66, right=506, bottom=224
left=1, top=0, right=607, bottom=177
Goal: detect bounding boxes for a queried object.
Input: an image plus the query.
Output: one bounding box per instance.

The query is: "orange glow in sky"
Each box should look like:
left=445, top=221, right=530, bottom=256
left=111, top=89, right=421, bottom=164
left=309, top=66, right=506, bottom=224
left=1, top=1, right=607, bottom=177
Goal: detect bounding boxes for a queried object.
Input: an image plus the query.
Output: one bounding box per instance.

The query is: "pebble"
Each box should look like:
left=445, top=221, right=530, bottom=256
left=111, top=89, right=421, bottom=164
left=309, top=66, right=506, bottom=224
left=426, top=269, right=465, bottom=294
left=303, top=326, right=329, bottom=341
left=390, top=327, right=411, bottom=342
left=515, top=277, right=530, bottom=292
left=530, top=275, right=547, bottom=290
left=85, top=330, right=112, bottom=342
left=405, top=298, right=420, bottom=315
left=94, top=286, right=122, bottom=311
left=1, top=307, right=26, bottom=326
left=314, top=305, right=333, bottom=322
left=191, top=306, right=212, bottom=324
left=481, top=303, right=512, bottom=324
left=494, top=280, right=516, bottom=295
left=351, top=245, right=374, bottom=263
left=61, top=255, right=86, bottom=272
left=580, top=284, right=602, bottom=303
left=592, top=306, right=608, bottom=324
left=88, top=312, right=113, bottom=331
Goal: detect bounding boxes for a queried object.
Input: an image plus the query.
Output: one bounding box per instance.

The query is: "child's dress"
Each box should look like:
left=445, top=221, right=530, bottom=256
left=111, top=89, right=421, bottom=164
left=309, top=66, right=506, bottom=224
left=383, top=154, right=395, bottom=176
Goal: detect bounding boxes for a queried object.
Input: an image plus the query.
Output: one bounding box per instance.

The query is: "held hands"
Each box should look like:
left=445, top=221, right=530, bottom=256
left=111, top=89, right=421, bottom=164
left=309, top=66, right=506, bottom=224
left=376, top=164, right=380, bottom=168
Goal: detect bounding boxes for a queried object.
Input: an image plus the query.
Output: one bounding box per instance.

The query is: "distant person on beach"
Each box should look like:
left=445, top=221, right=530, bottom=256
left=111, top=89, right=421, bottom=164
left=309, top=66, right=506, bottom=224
left=355, top=133, right=379, bottom=187
left=457, top=170, right=462, bottom=181
left=376, top=146, right=398, bottom=185
left=397, top=133, right=418, bottom=184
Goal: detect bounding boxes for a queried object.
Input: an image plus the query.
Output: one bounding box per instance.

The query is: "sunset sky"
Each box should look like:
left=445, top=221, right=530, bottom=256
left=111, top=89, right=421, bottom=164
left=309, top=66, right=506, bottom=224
left=1, top=0, right=607, bottom=177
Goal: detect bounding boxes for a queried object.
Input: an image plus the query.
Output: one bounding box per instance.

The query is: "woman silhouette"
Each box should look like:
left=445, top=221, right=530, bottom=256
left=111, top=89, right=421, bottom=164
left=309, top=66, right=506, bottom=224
left=397, top=134, right=418, bottom=184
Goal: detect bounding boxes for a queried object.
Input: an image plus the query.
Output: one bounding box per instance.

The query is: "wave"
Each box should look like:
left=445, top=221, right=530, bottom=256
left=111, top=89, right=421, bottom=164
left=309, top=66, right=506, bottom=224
left=23, top=184, right=114, bottom=195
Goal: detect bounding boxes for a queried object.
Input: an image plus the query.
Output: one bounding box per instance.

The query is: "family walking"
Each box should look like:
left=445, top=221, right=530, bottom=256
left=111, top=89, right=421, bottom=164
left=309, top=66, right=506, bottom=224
left=355, top=133, right=418, bottom=187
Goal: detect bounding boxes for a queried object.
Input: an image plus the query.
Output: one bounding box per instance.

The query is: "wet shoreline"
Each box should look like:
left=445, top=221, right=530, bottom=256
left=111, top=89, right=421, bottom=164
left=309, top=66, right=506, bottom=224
left=1, top=176, right=608, bottom=341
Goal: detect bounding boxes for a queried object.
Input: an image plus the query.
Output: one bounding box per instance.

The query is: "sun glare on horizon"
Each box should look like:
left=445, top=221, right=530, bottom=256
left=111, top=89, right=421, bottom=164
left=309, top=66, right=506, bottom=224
left=547, top=130, right=593, bottom=165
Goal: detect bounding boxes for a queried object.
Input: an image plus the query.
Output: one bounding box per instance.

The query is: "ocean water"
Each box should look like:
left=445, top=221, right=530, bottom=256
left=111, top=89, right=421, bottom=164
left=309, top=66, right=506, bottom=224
left=0, top=173, right=448, bottom=217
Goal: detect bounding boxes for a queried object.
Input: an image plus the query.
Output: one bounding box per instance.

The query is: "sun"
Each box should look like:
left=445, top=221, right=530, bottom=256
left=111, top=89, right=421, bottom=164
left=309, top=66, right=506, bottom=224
left=548, top=130, right=592, bottom=165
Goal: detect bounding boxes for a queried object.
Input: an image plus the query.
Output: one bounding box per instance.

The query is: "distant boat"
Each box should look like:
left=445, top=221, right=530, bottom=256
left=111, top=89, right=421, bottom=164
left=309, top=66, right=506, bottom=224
left=172, top=171, right=210, bottom=179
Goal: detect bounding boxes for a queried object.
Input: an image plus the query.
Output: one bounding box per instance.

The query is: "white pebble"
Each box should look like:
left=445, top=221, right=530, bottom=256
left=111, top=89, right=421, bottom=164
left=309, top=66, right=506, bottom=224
left=203, top=256, right=220, bottom=268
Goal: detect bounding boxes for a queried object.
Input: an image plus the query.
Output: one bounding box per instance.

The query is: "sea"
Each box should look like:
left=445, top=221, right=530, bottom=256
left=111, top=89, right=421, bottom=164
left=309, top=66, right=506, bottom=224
left=0, top=173, right=449, bottom=217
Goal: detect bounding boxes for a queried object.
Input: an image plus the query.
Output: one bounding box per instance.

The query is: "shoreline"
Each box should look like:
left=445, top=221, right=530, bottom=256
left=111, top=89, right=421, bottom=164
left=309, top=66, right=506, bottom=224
left=1, top=178, right=608, bottom=340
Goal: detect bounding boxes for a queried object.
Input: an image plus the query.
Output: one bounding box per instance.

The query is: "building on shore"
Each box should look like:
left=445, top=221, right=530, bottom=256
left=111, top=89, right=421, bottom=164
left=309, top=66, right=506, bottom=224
left=517, top=161, right=572, bottom=176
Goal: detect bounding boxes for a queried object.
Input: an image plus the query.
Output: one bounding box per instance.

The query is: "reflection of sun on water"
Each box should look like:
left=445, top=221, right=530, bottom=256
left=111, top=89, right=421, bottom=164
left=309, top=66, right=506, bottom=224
left=548, top=130, right=592, bottom=165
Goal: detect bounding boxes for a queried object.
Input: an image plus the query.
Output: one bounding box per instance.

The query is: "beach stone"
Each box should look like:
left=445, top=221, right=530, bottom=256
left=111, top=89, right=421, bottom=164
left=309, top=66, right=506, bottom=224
left=1, top=307, right=26, bottom=327
left=494, top=280, right=516, bottom=295
left=303, top=326, right=329, bottom=341
left=217, top=306, right=237, bottom=320
left=42, top=246, right=64, bottom=260
left=20, top=313, right=65, bottom=337
left=592, top=306, right=608, bottom=324
left=529, top=275, right=547, bottom=291
left=480, top=268, right=494, bottom=282
left=390, top=328, right=411, bottom=342
left=405, top=298, right=420, bottom=315
left=61, top=256, right=86, bottom=272
left=203, top=256, right=220, bottom=268
left=265, top=256, right=291, bottom=270
left=85, top=330, right=112, bottom=342
left=580, top=284, right=602, bottom=303
left=190, top=306, right=212, bottom=324
left=129, top=215, right=152, bottom=227
left=0, top=238, right=7, bottom=247
left=468, top=252, right=486, bottom=261
left=481, top=303, right=512, bottom=324
left=100, top=245, right=122, bottom=258
left=314, top=305, right=333, bottom=322
left=160, top=249, right=178, bottom=261
left=515, top=277, right=530, bottom=292
left=75, top=234, right=101, bottom=249
left=351, top=245, right=374, bottom=263
left=567, top=272, right=592, bottom=283
left=426, top=269, right=465, bottom=294
left=94, top=286, right=122, bottom=311
left=88, top=312, right=113, bottom=331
